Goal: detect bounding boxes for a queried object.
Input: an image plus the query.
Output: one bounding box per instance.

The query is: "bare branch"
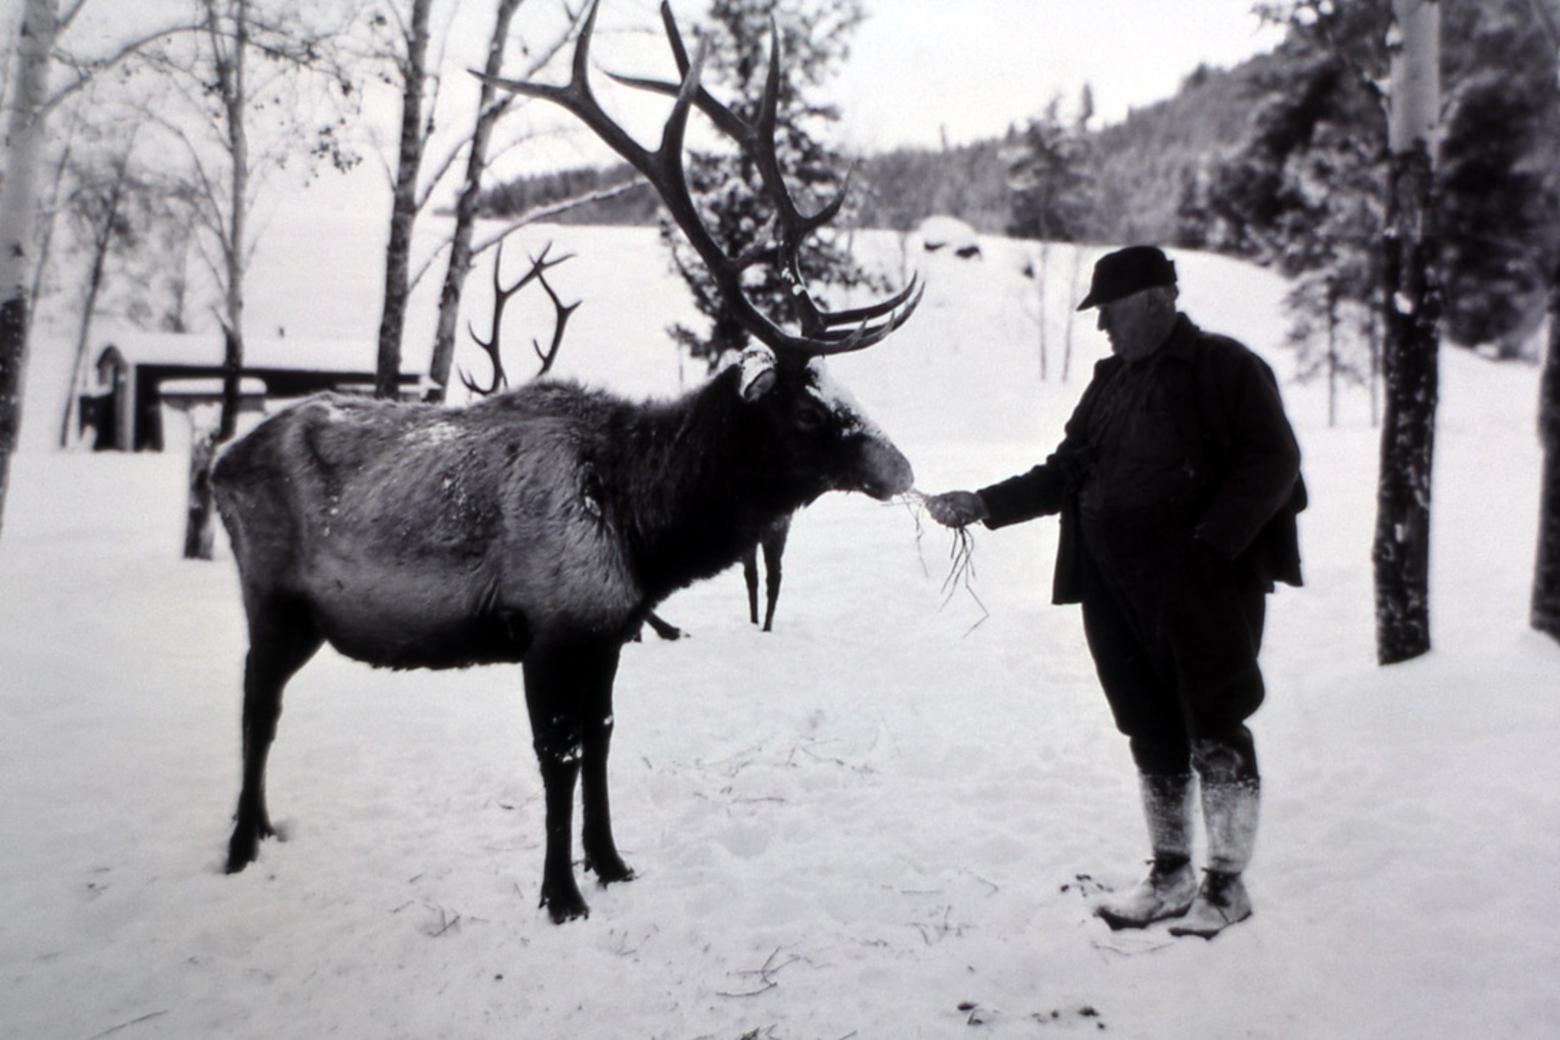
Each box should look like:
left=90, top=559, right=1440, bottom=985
left=44, top=21, right=205, bottom=120
left=468, top=179, right=646, bottom=259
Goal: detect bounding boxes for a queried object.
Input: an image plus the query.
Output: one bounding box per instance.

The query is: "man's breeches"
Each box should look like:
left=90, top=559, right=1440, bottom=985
left=1077, top=515, right=1266, bottom=779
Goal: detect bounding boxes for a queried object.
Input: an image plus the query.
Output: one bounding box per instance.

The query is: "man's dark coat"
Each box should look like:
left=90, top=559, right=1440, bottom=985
left=976, top=315, right=1305, bottom=603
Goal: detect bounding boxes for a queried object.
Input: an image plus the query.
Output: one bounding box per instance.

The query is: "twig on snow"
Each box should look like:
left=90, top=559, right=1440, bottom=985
left=86, top=1011, right=170, bottom=1040
left=425, top=903, right=462, bottom=938
left=718, top=946, right=803, bottom=998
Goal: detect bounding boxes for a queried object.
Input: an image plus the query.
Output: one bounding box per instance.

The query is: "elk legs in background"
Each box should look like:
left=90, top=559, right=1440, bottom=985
left=743, top=514, right=791, bottom=631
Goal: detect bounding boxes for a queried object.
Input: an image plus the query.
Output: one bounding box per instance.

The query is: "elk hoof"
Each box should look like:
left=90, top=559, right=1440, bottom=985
left=225, top=835, right=260, bottom=874
left=542, top=892, right=591, bottom=924
left=586, top=854, right=636, bottom=886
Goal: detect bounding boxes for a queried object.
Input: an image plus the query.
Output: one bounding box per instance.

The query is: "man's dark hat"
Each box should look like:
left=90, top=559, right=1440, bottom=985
left=1076, top=245, right=1177, bottom=311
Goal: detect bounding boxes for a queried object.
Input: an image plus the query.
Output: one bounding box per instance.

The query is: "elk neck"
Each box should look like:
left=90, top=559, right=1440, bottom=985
left=599, top=368, right=802, bottom=601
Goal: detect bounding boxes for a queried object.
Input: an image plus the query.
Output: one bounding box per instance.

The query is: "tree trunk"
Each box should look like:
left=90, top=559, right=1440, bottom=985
left=0, top=0, right=57, bottom=540
left=60, top=148, right=132, bottom=448
left=218, top=0, right=250, bottom=443
left=183, top=416, right=221, bottom=560
left=1530, top=0, right=1560, bottom=641
left=425, top=0, right=523, bottom=403
left=1533, top=260, right=1560, bottom=641
left=1368, top=298, right=1383, bottom=428
left=1326, top=277, right=1340, bottom=428
left=28, top=110, right=78, bottom=344
left=1373, top=0, right=1441, bottom=665
left=1035, top=244, right=1049, bottom=382
left=1063, top=246, right=1083, bottom=382
left=374, top=0, right=432, bottom=401
left=60, top=249, right=108, bottom=448
left=187, top=0, right=251, bottom=557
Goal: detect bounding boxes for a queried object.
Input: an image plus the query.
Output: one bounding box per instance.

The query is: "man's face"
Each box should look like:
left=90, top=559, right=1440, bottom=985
left=1096, top=288, right=1172, bottom=363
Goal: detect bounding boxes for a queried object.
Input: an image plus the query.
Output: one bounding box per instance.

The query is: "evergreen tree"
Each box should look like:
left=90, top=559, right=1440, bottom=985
left=658, top=0, right=879, bottom=367
left=1439, top=70, right=1559, bottom=357
left=1004, top=92, right=1094, bottom=242
left=1189, top=39, right=1386, bottom=419
left=1210, top=0, right=1560, bottom=361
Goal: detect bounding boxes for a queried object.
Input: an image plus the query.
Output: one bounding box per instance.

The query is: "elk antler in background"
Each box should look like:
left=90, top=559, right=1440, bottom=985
left=460, top=240, right=580, bottom=396
left=473, top=0, right=922, bottom=362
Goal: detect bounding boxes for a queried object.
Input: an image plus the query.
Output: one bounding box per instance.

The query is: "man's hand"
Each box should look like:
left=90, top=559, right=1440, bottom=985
left=925, top=490, right=988, bottom=528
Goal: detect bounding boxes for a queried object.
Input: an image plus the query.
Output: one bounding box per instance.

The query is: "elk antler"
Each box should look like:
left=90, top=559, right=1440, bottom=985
left=461, top=240, right=580, bottom=396
left=473, top=0, right=922, bottom=360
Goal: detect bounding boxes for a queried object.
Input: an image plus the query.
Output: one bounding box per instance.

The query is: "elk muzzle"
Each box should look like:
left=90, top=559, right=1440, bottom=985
left=853, top=436, right=915, bottom=501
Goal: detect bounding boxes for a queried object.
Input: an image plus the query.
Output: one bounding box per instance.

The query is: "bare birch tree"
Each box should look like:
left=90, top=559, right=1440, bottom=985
left=57, top=118, right=149, bottom=447
left=0, top=0, right=59, bottom=540
left=139, top=0, right=359, bottom=557
left=1373, top=0, right=1442, bottom=664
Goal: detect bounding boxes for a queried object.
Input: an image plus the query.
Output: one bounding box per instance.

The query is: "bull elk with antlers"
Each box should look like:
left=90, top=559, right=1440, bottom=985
left=214, top=0, right=921, bottom=922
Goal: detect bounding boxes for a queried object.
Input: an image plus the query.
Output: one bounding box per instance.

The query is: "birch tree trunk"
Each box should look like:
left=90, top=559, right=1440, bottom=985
left=374, top=0, right=433, bottom=400
left=218, top=0, right=250, bottom=444
left=1527, top=0, right=1560, bottom=642
left=1534, top=259, right=1560, bottom=641
left=425, top=0, right=524, bottom=403
left=1372, top=0, right=1442, bottom=665
left=0, top=0, right=57, bottom=540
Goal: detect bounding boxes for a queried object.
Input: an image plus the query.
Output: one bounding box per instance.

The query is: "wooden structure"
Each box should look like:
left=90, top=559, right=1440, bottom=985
left=78, top=331, right=427, bottom=451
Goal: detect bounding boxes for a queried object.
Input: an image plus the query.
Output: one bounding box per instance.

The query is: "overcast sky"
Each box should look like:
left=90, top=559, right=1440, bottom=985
left=490, top=0, right=1286, bottom=173
left=828, top=0, right=1285, bottom=151
left=533, top=0, right=1287, bottom=151
left=29, top=0, right=1287, bottom=206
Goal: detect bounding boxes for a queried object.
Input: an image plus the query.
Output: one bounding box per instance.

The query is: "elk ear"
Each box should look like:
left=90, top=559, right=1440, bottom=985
left=738, top=345, right=778, bottom=402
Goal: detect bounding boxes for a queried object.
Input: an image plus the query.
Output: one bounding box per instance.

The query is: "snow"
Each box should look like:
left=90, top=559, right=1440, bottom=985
left=2, top=215, right=1558, bottom=1040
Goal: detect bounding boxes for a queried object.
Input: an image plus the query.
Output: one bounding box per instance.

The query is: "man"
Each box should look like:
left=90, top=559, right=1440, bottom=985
left=926, top=245, right=1304, bottom=939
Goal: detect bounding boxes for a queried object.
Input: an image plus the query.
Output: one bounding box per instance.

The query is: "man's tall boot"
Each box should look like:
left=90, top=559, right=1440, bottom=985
left=1169, top=778, right=1259, bottom=939
left=1094, top=773, right=1198, bottom=930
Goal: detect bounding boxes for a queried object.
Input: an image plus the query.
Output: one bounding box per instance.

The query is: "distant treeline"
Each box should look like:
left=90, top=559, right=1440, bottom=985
left=476, top=141, right=1016, bottom=235
left=476, top=60, right=1260, bottom=245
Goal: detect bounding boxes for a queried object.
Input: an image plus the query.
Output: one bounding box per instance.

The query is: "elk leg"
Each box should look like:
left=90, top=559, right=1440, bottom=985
left=523, top=646, right=590, bottom=923
left=580, top=645, right=634, bottom=885
left=742, top=546, right=761, bottom=625
left=643, top=610, right=683, bottom=641
left=760, top=530, right=787, bottom=633
left=226, top=602, right=321, bottom=873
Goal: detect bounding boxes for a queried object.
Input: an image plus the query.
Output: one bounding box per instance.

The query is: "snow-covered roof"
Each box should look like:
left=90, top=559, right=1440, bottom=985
left=915, top=215, right=979, bottom=250
left=95, top=327, right=425, bottom=374
left=155, top=377, right=270, bottom=398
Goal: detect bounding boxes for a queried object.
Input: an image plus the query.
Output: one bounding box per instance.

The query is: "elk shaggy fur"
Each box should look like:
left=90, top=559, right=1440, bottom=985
left=214, top=360, right=912, bottom=921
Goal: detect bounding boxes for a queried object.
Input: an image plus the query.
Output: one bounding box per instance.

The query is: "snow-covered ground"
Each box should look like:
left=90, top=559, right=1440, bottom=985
left=2, top=210, right=1557, bottom=1039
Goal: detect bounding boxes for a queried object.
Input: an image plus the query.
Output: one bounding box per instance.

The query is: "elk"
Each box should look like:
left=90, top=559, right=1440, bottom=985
left=214, top=0, right=920, bottom=923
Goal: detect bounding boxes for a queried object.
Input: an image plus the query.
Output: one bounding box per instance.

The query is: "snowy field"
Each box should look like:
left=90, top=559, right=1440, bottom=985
left=2, top=209, right=1557, bottom=1039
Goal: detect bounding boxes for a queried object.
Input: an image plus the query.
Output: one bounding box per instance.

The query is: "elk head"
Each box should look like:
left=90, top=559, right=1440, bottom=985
left=475, top=0, right=921, bottom=503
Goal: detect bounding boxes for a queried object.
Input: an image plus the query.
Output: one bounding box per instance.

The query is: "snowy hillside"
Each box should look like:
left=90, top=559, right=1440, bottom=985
left=1, top=208, right=1557, bottom=1040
